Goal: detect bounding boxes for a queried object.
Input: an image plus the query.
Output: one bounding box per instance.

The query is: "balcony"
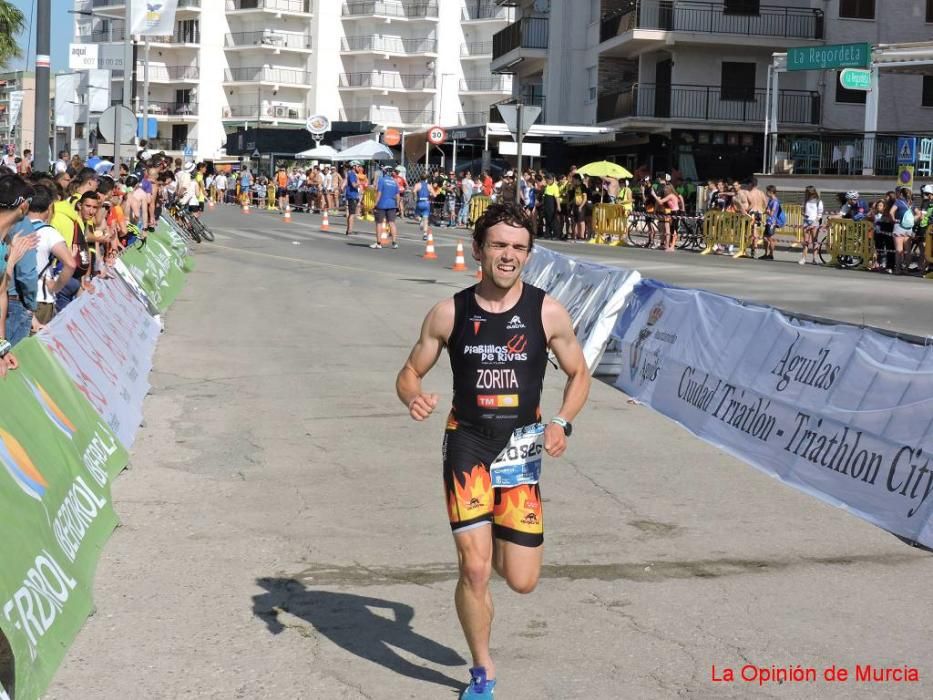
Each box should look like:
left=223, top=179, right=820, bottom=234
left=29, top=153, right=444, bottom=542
left=146, top=137, right=198, bottom=152
left=136, top=101, right=198, bottom=118
left=118, top=65, right=200, bottom=82
left=224, top=104, right=306, bottom=120
left=457, top=111, right=487, bottom=124
left=460, top=77, right=510, bottom=93
left=599, top=1, right=823, bottom=56
left=491, top=17, right=548, bottom=73
left=338, top=72, right=436, bottom=90
left=461, top=41, right=493, bottom=58
left=342, top=106, right=434, bottom=124
left=462, top=1, right=510, bottom=22
left=224, top=67, right=312, bottom=85
left=226, top=0, right=312, bottom=13
left=76, top=29, right=126, bottom=43
left=596, top=83, right=820, bottom=125
left=341, top=36, right=437, bottom=55
left=342, top=2, right=439, bottom=20
left=225, top=31, right=313, bottom=51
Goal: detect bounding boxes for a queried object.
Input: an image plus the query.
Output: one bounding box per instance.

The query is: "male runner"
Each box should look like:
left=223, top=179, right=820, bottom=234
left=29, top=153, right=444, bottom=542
left=372, top=167, right=401, bottom=249
left=396, top=202, right=590, bottom=699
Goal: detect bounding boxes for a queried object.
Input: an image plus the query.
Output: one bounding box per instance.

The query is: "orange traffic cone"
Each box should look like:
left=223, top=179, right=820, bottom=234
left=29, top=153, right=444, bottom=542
left=208, top=199, right=215, bottom=209
left=452, top=241, right=468, bottom=271
left=321, top=209, right=330, bottom=231
left=423, top=231, right=438, bottom=260
left=283, top=207, right=292, bottom=223
left=475, top=265, right=483, bottom=280
left=241, top=201, right=250, bottom=215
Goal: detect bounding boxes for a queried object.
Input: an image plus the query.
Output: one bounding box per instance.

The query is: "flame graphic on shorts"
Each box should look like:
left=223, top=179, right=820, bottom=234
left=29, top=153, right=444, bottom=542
left=506, top=335, right=527, bottom=354
left=448, top=464, right=493, bottom=521
left=0, top=427, right=48, bottom=501
left=494, top=485, right=542, bottom=533
left=22, top=377, right=76, bottom=440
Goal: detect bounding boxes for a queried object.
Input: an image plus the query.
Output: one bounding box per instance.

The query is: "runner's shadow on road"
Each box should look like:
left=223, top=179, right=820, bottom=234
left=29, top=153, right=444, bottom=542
left=252, top=577, right=465, bottom=690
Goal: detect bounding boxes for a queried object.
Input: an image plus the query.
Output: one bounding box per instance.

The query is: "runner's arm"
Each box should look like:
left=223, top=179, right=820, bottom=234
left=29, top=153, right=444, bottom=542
left=396, top=299, right=454, bottom=420
left=542, top=296, right=590, bottom=456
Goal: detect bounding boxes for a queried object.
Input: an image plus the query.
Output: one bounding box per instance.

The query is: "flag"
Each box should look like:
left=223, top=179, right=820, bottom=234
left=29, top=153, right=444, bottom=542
left=129, top=0, right=179, bottom=37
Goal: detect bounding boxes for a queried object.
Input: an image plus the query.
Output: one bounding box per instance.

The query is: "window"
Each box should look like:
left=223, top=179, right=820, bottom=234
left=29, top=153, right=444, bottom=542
left=836, top=71, right=867, bottom=104
left=586, top=66, right=597, bottom=102
left=720, top=62, right=756, bottom=101
left=923, top=76, right=933, bottom=107
left=724, top=0, right=760, bottom=15
left=839, top=0, right=874, bottom=19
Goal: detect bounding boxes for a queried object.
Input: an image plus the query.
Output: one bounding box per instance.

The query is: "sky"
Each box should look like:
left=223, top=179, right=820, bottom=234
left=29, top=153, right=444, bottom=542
left=6, top=0, right=73, bottom=73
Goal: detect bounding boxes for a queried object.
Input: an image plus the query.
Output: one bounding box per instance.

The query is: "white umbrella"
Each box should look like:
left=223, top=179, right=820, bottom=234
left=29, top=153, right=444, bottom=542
left=332, top=139, right=395, bottom=162
left=295, top=144, right=338, bottom=160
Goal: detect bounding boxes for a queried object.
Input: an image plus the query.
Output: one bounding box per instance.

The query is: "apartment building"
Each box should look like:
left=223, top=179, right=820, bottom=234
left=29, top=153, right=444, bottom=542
left=491, top=0, right=933, bottom=179
left=0, top=71, right=40, bottom=156
left=74, top=0, right=514, bottom=159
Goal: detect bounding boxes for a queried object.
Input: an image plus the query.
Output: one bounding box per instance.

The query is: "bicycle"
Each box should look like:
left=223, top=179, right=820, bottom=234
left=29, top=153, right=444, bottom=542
left=626, top=212, right=662, bottom=248
left=676, top=215, right=706, bottom=251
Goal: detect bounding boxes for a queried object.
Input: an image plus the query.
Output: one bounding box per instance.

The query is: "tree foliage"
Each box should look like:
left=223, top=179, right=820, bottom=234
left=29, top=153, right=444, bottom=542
left=0, top=1, right=26, bottom=70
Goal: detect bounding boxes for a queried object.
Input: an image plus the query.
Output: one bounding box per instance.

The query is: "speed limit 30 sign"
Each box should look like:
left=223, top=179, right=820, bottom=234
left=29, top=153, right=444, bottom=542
left=427, top=126, right=447, bottom=145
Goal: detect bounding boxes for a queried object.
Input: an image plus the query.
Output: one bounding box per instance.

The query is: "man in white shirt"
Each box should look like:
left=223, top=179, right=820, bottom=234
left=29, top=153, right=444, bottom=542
left=53, top=151, right=69, bottom=175
left=458, top=171, right=475, bottom=227
left=214, top=171, right=227, bottom=204
left=174, top=161, right=197, bottom=208
left=29, top=184, right=76, bottom=327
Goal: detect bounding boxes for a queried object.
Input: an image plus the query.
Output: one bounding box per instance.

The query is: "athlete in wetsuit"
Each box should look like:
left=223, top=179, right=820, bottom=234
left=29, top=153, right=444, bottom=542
left=396, top=203, right=591, bottom=699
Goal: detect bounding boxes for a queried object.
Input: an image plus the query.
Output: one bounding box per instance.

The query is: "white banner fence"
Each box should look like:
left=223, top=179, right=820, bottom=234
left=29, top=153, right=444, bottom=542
left=611, top=280, right=933, bottom=548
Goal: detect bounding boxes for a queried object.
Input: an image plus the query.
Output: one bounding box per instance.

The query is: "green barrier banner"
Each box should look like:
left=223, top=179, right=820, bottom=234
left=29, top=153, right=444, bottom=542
left=120, top=220, right=192, bottom=312
left=0, top=340, right=128, bottom=699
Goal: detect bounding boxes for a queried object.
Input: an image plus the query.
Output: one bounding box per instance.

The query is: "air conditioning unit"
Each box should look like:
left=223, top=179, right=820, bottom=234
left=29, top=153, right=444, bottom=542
left=273, top=105, right=289, bottom=118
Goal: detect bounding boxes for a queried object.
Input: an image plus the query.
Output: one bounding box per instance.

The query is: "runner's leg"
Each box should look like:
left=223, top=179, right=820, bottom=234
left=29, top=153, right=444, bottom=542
left=493, top=538, right=542, bottom=594
left=454, top=526, right=496, bottom=680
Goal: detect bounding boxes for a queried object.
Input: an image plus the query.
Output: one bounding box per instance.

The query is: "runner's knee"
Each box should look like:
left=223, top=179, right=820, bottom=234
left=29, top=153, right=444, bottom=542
left=504, top=569, right=539, bottom=595
left=459, top=556, right=492, bottom=590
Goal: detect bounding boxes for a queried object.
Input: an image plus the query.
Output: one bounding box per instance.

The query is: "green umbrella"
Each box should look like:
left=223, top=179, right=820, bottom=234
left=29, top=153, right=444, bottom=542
left=577, top=161, right=634, bottom=179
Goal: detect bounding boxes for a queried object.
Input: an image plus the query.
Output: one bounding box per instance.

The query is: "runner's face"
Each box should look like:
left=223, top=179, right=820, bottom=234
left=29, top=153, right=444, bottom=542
left=476, top=223, right=531, bottom=290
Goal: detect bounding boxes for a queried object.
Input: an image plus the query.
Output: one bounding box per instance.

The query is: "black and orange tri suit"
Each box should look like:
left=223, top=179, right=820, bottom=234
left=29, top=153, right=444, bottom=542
left=443, top=282, right=549, bottom=547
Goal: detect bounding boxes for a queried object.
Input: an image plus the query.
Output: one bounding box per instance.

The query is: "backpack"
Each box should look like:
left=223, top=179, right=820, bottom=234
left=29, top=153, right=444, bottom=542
left=775, top=202, right=786, bottom=228
left=900, top=205, right=914, bottom=230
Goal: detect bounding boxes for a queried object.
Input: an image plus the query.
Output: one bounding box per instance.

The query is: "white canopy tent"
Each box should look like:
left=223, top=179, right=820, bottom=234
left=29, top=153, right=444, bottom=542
left=294, top=144, right=339, bottom=160
left=331, top=139, right=395, bottom=161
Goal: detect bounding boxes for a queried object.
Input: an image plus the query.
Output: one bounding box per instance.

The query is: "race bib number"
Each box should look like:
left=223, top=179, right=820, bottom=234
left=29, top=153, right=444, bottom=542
left=490, top=423, right=544, bottom=488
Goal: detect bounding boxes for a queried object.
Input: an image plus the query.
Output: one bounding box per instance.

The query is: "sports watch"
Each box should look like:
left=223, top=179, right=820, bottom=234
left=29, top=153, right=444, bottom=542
left=0, top=337, right=10, bottom=359
left=550, top=416, right=572, bottom=437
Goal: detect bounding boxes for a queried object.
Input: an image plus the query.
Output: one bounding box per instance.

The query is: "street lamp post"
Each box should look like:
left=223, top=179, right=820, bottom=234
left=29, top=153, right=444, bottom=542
left=33, top=0, right=51, bottom=171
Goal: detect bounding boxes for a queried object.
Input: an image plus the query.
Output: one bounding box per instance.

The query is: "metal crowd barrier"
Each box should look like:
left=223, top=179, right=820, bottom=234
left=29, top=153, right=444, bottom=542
left=701, top=210, right=750, bottom=258
left=827, top=219, right=874, bottom=270
left=469, top=195, right=492, bottom=224
left=591, top=204, right=627, bottom=245
left=361, top=187, right=377, bottom=221
left=781, top=203, right=805, bottom=248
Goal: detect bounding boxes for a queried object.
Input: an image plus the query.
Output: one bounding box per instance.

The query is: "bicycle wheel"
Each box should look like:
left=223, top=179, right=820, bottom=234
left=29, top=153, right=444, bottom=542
left=177, top=211, right=202, bottom=243
left=626, top=216, right=650, bottom=247
left=676, top=218, right=699, bottom=249
left=816, top=232, right=829, bottom=265
left=191, top=215, right=214, bottom=242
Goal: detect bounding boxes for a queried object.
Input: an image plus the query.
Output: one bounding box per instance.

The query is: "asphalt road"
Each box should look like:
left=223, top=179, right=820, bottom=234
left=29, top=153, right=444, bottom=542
left=46, top=205, right=933, bottom=699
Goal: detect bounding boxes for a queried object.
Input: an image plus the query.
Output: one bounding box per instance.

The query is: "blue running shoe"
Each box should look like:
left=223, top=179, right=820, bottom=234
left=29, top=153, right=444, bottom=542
left=460, top=667, right=496, bottom=699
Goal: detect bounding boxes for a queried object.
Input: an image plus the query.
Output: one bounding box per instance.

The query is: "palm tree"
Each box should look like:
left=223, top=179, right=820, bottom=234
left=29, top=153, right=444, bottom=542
left=0, top=1, right=26, bottom=70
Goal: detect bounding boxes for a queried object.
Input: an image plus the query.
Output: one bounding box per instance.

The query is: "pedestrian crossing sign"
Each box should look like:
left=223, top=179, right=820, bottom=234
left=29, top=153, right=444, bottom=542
left=897, top=137, right=917, bottom=164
